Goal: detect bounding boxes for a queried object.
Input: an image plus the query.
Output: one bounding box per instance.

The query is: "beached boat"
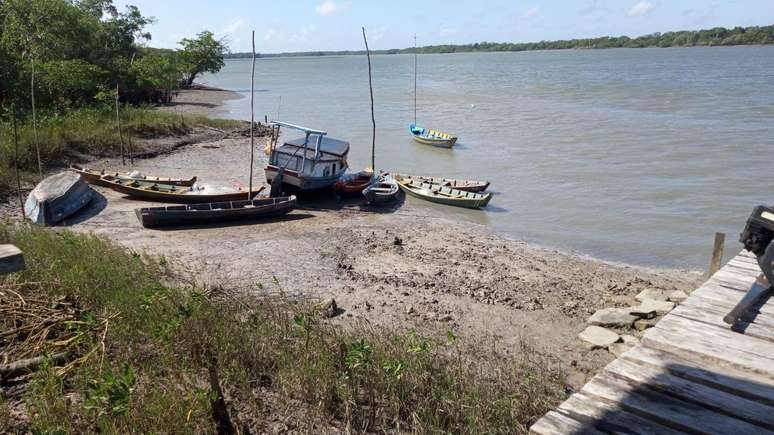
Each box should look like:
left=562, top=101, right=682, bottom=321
left=362, top=175, right=399, bottom=205
left=100, top=175, right=264, bottom=203
left=408, top=124, right=458, bottom=148
left=25, top=172, right=93, bottom=225
left=69, top=164, right=197, bottom=187
left=334, top=170, right=374, bottom=196
left=264, top=122, right=349, bottom=192
left=390, top=173, right=489, bottom=192
left=394, top=175, right=491, bottom=209
left=135, top=196, right=296, bottom=228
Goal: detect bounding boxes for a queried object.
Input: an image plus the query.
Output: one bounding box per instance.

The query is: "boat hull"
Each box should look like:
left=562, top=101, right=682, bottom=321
left=411, top=135, right=457, bottom=148
left=70, top=165, right=197, bottom=187
left=334, top=171, right=374, bottom=196
left=101, top=176, right=263, bottom=203
left=362, top=178, right=399, bottom=204
left=136, top=196, right=296, bottom=228
left=391, top=173, right=489, bottom=192
left=264, top=166, right=342, bottom=191
left=25, top=172, right=93, bottom=225
left=395, top=177, right=491, bottom=209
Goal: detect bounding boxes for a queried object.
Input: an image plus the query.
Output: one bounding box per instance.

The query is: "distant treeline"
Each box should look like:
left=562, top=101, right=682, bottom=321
left=227, top=24, right=774, bottom=59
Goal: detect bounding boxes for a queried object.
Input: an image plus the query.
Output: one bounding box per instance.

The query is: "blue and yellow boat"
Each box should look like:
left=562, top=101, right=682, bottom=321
left=409, top=123, right=458, bottom=148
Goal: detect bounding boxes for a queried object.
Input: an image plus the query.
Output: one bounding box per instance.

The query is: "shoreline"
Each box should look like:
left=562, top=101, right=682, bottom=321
left=8, top=86, right=703, bottom=389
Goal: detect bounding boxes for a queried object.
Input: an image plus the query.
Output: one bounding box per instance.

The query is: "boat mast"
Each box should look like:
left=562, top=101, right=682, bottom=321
left=363, top=27, right=376, bottom=172
left=248, top=30, right=256, bottom=200
left=413, top=34, right=417, bottom=125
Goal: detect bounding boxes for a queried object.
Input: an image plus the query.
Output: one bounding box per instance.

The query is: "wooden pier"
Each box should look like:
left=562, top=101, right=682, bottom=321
left=531, top=250, right=774, bottom=434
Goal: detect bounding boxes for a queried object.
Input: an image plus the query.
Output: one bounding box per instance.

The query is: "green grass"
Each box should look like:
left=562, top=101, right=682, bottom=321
left=0, top=225, right=566, bottom=434
left=0, top=107, right=242, bottom=197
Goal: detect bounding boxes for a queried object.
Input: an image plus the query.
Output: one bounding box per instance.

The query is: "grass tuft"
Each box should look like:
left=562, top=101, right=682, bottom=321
left=0, top=224, right=566, bottom=433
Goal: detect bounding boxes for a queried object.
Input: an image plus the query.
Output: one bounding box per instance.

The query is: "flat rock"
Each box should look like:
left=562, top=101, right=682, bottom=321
left=634, top=317, right=659, bottom=331
left=609, top=342, right=635, bottom=357
left=635, top=289, right=671, bottom=302
left=587, top=308, right=638, bottom=327
left=630, top=299, right=675, bottom=318
left=668, top=290, right=689, bottom=303
left=621, top=334, right=639, bottom=345
left=579, top=326, right=620, bottom=349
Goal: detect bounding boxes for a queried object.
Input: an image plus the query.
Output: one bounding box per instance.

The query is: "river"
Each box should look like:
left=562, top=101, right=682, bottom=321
left=201, top=46, right=774, bottom=269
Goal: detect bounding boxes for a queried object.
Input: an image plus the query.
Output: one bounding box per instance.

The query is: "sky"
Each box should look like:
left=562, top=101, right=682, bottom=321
left=117, top=0, right=774, bottom=53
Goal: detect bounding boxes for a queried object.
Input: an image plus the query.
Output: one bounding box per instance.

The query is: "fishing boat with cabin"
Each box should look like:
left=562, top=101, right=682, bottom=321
left=264, top=122, right=349, bottom=192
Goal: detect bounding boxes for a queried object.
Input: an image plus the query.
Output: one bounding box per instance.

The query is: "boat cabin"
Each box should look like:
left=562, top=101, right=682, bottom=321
left=265, top=122, right=350, bottom=191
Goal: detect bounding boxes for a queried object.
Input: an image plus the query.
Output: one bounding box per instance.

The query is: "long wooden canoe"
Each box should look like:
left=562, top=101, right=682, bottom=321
left=100, top=175, right=264, bottom=203
left=70, top=164, right=197, bottom=187
left=394, top=175, right=491, bottom=209
left=390, top=173, right=489, bottom=192
left=135, top=196, right=296, bottom=227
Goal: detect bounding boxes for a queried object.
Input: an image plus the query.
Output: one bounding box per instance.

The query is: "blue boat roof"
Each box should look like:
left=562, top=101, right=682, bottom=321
left=284, top=135, right=350, bottom=157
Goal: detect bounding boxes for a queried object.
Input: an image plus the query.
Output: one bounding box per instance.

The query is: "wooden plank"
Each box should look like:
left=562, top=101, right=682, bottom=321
left=692, top=283, right=774, bottom=317
left=605, top=355, right=774, bottom=429
left=644, top=315, right=774, bottom=375
left=681, top=295, right=774, bottom=329
left=0, top=244, right=24, bottom=275
left=530, top=410, right=603, bottom=435
left=622, top=346, right=774, bottom=404
left=557, top=393, right=684, bottom=435
left=582, top=373, right=770, bottom=434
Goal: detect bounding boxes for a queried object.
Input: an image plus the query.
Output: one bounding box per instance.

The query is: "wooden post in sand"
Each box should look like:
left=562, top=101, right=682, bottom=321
left=115, top=82, right=126, bottom=166
left=362, top=27, right=376, bottom=172
left=248, top=30, right=256, bottom=200
left=708, top=232, right=726, bottom=277
left=11, top=105, right=25, bottom=218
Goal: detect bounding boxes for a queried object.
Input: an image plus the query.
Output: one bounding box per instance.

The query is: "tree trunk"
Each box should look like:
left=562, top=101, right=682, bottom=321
left=30, top=57, right=42, bottom=179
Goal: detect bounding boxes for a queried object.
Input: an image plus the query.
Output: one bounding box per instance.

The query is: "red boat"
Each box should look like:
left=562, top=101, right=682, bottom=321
left=333, top=170, right=374, bottom=196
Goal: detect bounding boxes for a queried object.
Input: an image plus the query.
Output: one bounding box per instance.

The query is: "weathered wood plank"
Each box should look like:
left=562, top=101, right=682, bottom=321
left=622, top=346, right=774, bottom=403
left=644, top=315, right=774, bottom=375
left=582, top=373, right=770, bottom=434
left=530, top=411, right=603, bottom=435
left=680, top=295, right=774, bottom=329
left=691, top=283, right=774, bottom=317
left=558, top=393, right=685, bottom=435
left=605, top=355, right=774, bottom=428
left=0, top=244, right=24, bottom=275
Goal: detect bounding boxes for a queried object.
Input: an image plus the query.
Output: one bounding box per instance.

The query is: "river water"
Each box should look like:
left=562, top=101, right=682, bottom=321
left=202, top=46, right=774, bottom=269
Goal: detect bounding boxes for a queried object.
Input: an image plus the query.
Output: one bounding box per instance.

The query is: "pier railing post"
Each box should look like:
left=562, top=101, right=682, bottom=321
left=708, top=232, right=726, bottom=277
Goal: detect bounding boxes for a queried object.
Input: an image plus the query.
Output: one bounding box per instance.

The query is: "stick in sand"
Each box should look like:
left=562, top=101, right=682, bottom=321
left=248, top=30, right=256, bottom=200
left=362, top=27, right=376, bottom=173
left=115, top=82, right=125, bottom=165
left=11, top=105, right=25, bottom=218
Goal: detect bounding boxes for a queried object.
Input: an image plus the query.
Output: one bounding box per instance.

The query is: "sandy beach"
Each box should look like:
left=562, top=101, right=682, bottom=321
left=7, top=86, right=704, bottom=389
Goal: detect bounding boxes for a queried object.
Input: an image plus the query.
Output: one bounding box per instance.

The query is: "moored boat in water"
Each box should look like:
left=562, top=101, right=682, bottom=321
left=390, top=173, right=489, bottom=192
left=135, top=196, right=297, bottom=228
left=408, top=124, right=458, bottom=148
left=264, top=122, right=349, bottom=192
left=362, top=175, right=399, bottom=205
left=69, top=164, right=197, bottom=187
left=394, top=174, right=491, bottom=209
left=100, top=175, right=264, bottom=203
left=25, top=172, right=93, bottom=225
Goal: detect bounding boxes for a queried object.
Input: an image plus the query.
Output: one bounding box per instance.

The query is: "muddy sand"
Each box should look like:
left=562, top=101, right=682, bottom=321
left=11, top=87, right=704, bottom=389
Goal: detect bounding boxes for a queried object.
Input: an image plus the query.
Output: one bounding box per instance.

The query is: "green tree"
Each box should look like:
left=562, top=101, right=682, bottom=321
left=178, top=31, right=228, bottom=87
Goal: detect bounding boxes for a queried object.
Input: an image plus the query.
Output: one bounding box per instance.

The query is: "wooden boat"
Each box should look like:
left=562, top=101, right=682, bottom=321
left=135, top=196, right=297, bottom=228
left=264, top=122, right=349, bottom=192
left=408, top=123, right=458, bottom=148
left=394, top=175, right=491, bottom=209
left=334, top=170, right=374, bottom=196
left=390, top=173, right=489, bottom=192
left=25, top=172, right=93, bottom=225
left=362, top=175, right=399, bottom=205
left=69, top=164, right=197, bottom=187
left=100, top=175, right=264, bottom=203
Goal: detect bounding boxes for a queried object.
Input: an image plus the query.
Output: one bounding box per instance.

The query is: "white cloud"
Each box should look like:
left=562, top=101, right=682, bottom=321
left=315, top=1, right=351, bottom=16
left=222, top=17, right=246, bottom=36
left=524, top=6, right=539, bottom=18
left=371, top=26, right=388, bottom=41
left=290, top=25, right=318, bottom=43
left=263, top=28, right=276, bottom=41
left=628, top=1, right=655, bottom=17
